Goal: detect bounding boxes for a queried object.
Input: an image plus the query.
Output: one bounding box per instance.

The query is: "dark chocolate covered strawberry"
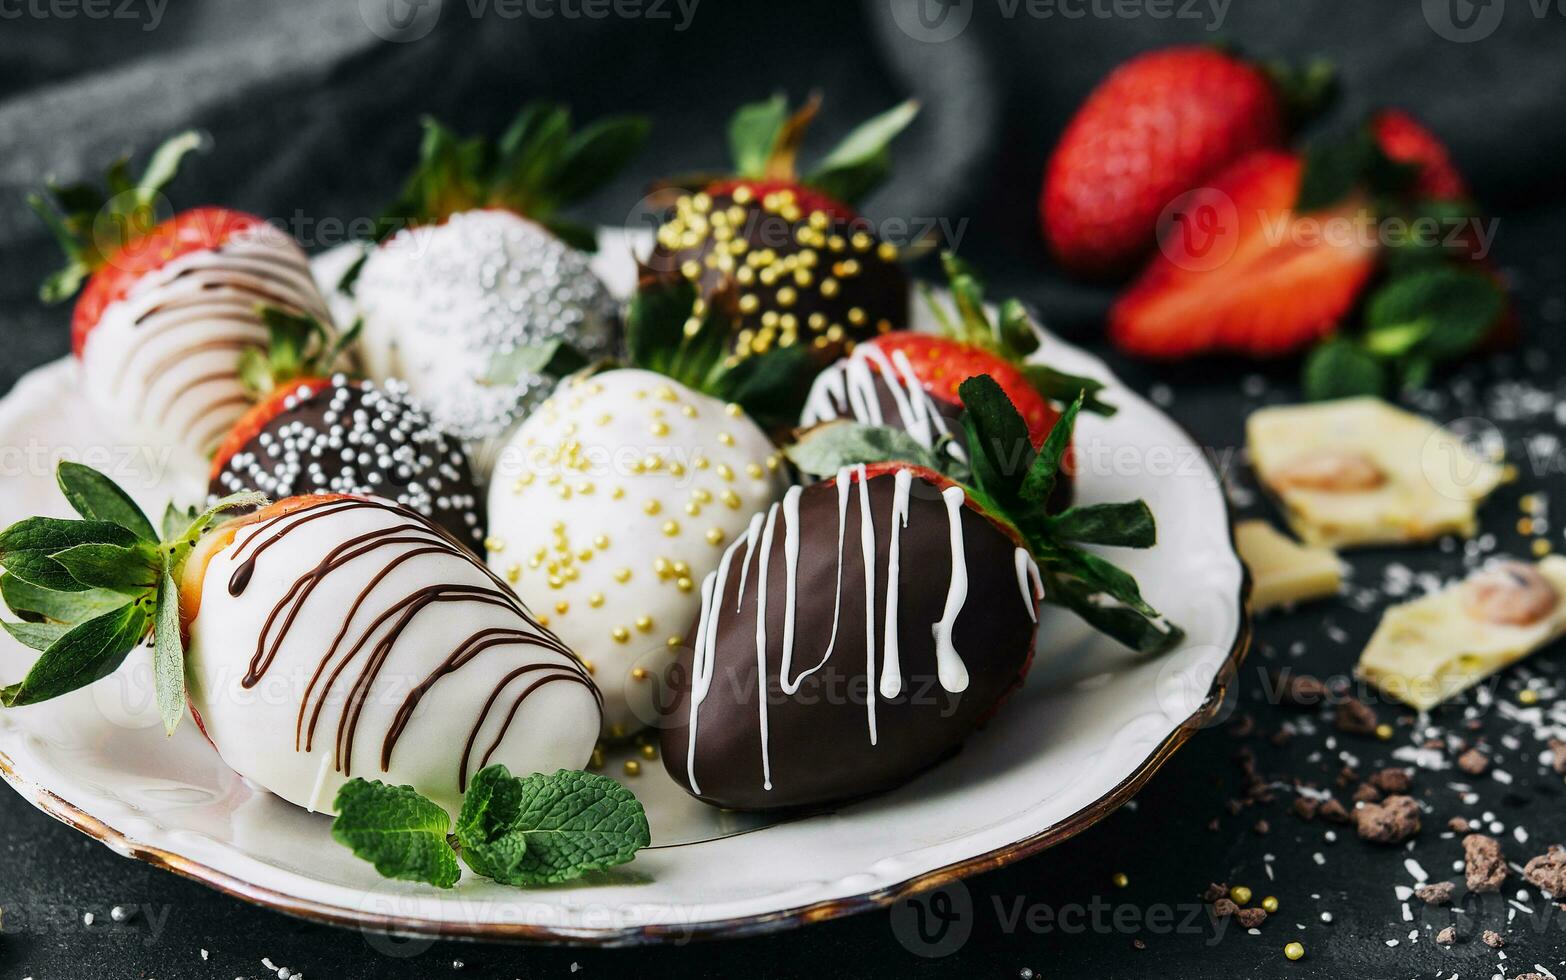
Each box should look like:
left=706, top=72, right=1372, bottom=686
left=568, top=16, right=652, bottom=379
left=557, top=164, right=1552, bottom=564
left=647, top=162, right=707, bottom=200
left=29, top=132, right=339, bottom=474
left=662, top=377, right=1180, bottom=810
left=648, top=94, right=919, bottom=366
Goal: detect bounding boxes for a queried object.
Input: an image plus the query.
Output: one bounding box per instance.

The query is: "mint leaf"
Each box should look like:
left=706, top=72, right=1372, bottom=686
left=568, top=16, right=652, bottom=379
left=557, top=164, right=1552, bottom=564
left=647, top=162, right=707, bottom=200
left=456, top=767, right=649, bottom=886
left=50, top=542, right=160, bottom=593
left=1, top=573, right=126, bottom=624
left=1365, top=266, right=1503, bottom=360
left=454, top=765, right=532, bottom=884
left=485, top=340, right=588, bottom=386
left=786, top=421, right=943, bottom=477
left=153, top=567, right=184, bottom=736
left=1302, top=338, right=1384, bottom=401
left=56, top=462, right=156, bottom=541
left=1, top=602, right=147, bottom=707
left=332, top=779, right=461, bottom=889
left=1047, top=501, right=1155, bottom=549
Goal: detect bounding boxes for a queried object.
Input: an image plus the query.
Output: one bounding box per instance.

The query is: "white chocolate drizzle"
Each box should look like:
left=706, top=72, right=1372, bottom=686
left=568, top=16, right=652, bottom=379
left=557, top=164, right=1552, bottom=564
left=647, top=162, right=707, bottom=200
left=802, top=342, right=968, bottom=463
left=684, top=469, right=1041, bottom=795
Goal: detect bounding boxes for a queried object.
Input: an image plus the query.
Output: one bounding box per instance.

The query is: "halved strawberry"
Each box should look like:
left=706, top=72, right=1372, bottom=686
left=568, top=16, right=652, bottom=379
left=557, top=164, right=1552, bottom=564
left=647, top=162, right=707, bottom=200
left=207, top=376, right=329, bottom=481
left=1109, top=149, right=1379, bottom=359
left=1370, top=109, right=1468, bottom=202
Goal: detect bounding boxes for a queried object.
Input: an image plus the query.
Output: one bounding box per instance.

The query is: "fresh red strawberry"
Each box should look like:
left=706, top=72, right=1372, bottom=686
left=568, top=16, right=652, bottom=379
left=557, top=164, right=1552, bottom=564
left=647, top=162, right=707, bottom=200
left=649, top=94, right=919, bottom=365
left=1109, top=149, right=1379, bottom=359
left=872, top=333, right=1060, bottom=446
left=1369, top=109, right=1468, bottom=201
left=1043, top=47, right=1314, bottom=280
left=72, top=207, right=266, bottom=356
left=208, top=376, right=327, bottom=481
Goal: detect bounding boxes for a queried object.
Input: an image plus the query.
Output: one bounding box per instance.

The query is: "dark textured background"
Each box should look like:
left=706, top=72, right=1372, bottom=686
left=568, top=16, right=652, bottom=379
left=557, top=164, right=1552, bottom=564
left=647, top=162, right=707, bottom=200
left=4, top=1, right=1566, bottom=977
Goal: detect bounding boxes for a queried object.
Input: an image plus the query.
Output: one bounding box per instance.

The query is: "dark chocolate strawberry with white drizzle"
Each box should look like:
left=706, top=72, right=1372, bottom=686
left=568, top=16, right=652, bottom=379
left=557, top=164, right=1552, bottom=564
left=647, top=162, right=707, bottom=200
left=661, top=377, right=1181, bottom=810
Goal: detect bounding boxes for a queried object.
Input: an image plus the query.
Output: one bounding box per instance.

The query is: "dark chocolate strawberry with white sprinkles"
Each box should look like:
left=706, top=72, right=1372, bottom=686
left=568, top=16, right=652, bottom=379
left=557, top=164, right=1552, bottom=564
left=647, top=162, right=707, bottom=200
left=209, top=374, right=485, bottom=550
left=648, top=94, right=919, bottom=366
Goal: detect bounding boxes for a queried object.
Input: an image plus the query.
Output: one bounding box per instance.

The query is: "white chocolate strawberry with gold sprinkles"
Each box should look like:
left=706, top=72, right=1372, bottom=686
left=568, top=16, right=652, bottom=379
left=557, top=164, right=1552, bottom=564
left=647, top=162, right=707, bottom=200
left=487, top=367, right=787, bottom=737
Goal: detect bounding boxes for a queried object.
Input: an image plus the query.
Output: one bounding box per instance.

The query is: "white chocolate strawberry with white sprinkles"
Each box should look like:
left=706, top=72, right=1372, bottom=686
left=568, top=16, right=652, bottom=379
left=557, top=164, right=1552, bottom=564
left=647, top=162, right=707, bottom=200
left=487, top=368, right=787, bottom=737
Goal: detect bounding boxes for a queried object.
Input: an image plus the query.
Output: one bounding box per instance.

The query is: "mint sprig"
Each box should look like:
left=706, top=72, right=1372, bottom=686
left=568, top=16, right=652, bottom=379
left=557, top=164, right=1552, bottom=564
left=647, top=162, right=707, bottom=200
left=332, top=766, right=651, bottom=889
left=787, top=375, right=1180, bottom=654
left=0, top=462, right=265, bottom=731
left=237, top=306, right=360, bottom=399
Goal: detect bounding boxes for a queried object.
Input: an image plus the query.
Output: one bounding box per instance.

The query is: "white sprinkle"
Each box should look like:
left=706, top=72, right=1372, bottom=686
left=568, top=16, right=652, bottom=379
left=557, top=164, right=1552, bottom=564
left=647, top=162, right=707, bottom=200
left=1313, top=852, right=1326, bottom=865
left=1405, top=858, right=1429, bottom=883
left=82, top=912, right=94, bottom=926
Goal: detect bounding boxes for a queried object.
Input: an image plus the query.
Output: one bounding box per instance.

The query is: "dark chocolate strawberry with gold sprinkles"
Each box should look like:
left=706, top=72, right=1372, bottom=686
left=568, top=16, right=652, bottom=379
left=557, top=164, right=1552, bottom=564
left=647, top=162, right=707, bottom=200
left=648, top=94, right=919, bottom=367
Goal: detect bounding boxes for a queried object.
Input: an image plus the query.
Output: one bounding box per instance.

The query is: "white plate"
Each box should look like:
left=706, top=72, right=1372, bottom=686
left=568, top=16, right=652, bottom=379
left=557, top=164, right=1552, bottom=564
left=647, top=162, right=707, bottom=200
left=0, top=233, right=1250, bottom=944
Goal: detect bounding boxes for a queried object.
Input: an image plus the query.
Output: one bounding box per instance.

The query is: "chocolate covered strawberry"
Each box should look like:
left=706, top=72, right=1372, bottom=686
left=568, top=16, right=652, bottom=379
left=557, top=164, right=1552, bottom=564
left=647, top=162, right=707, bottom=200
left=1042, top=46, right=1332, bottom=279
left=30, top=132, right=338, bottom=476
left=665, top=378, right=1180, bottom=810
left=353, top=105, right=648, bottom=453
left=648, top=94, right=918, bottom=366
left=0, top=470, right=599, bottom=815
left=802, top=254, right=1112, bottom=501
left=485, top=273, right=813, bottom=739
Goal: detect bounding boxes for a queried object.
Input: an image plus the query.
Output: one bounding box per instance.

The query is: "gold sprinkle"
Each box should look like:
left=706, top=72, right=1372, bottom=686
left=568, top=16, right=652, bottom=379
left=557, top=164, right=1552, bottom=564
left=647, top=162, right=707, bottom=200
left=1375, top=723, right=1394, bottom=740
left=1261, top=896, right=1279, bottom=913
left=717, top=463, right=735, bottom=481
left=611, top=487, right=625, bottom=499
left=650, top=421, right=670, bottom=437
left=847, top=307, right=867, bottom=326
left=631, top=667, right=650, bottom=681
left=640, top=743, right=658, bottom=760
left=676, top=576, right=694, bottom=593
left=643, top=499, right=662, bottom=516
left=505, top=563, right=521, bottom=583
left=1519, top=518, right=1535, bottom=535
left=1284, top=942, right=1304, bottom=962
left=819, top=277, right=840, bottom=298
left=588, top=592, right=605, bottom=608
left=725, top=403, right=743, bottom=418
left=681, top=404, right=698, bottom=418
left=596, top=413, right=613, bottom=426
left=589, top=747, right=605, bottom=769
left=1111, top=873, right=1128, bottom=888
left=666, top=635, right=682, bottom=648
left=1229, top=886, right=1252, bottom=906
left=1533, top=538, right=1553, bottom=557
left=624, top=760, right=642, bottom=776
left=705, top=528, right=726, bottom=546
left=662, top=520, right=681, bottom=536
left=611, top=627, right=631, bottom=644
left=537, top=614, right=550, bottom=627
left=672, top=560, right=690, bottom=575
left=555, top=601, right=569, bottom=615
left=1520, top=689, right=1541, bottom=705
left=593, top=534, right=610, bottom=549
left=635, top=615, right=654, bottom=632
left=485, top=536, right=506, bottom=553
left=685, top=502, right=702, bottom=516
left=614, top=567, right=632, bottom=584
left=1521, top=494, right=1540, bottom=512
left=745, top=463, right=764, bottom=479
left=721, top=489, right=742, bottom=509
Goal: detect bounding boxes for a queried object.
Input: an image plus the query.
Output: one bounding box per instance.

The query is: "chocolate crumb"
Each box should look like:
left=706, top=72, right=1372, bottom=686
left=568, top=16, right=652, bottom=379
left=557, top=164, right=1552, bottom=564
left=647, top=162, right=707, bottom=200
left=1292, top=797, right=1319, bottom=821
left=1482, top=930, right=1504, bottom=949
left=1211, top=898, right=1239, bottom=918
left=1355, top=795, right=1421, bottom=844
left=1369, top=768, right=1412, bottom=794
left=1202, top=882, right=1229, bottom=903
left=1132, top=939, right=1146, bottom=950
left=1447, top=817, right=1471, bottom=833
left=1463, top=834, right=1508, bottom=893
left=1275, top=672, right=1329, bottom=708
left=1254, top=819, right=1271, bottom=836
left=1335, top=697, right=1378, bottom=736
left=1228, top=714, right=1256, bottom=738
left=1336, top=766, right=1360, bottom=788
left=1319, top=798, right=1351, bottom=824
left=1414, top=882, right=1455, bottom=906
left=1270, top=729, right=1292, bottom=747
left=1235, top=907, right=1267, bottom=929
left=1436, top=926, right=1457, bottom=946
left=1352, top=783, right=1382, bottom=804
left=1522, top=845, right=1566, bottom=895
left=1207, top=818, right=1220, bottom=832
left=1457, top=748, right=1489, bottom=776
left=1550, top=739, right=1566, bottom=776
left=1515, top=973, right=1549, bottom=980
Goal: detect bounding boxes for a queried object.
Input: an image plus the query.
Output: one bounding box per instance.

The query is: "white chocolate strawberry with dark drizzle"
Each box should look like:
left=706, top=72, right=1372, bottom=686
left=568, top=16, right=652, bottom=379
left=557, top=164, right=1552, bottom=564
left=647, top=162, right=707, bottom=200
left=30, top=132, right=336, bottom=479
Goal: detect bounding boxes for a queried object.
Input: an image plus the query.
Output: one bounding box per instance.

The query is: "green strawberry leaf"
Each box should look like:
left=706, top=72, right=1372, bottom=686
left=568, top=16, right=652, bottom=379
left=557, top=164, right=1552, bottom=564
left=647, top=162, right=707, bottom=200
left=540, top=217, right=599, bottom=254
left=729, top=94, right=790, bottom=178
left=56, top=462, right=156, bottom=541
left=161, top=502, right=198, bottom=541
left=2, top=620, right=70, bottom=652
left=153, top=566, right=185, bottom=736
left=1021, top=365, right=1116, bottom=417
left=1019, top=392, right=1084, bottom=508
left=456, top=767, right=649, bottom=886
left=1, top=601, right=148, bottom=707
left=1, top=573, right=127, bottom=625
left=1302, top=338, right=1385, bottom=401
left=804, top=100, right=919, bottom=206
left=958, top=375, right=1035, bottom=507
left=331, top=779, right=461, bottom=889
left=548, top=116, right=651, bottom=205
left=786, top=421, right=944, bottom=477
left=711, top=346, right=813, bottom=432
left=50, top=543, right=160, bottom=593
left=485, top=340, right=590, bottom=387
left=1047, top=502, right=1156, bottom=549
left=1047, top=572, right=1184, bottom=655
left=0, top=518, right=142, bottom=592
left=996, top=298, right=1043, bottom=360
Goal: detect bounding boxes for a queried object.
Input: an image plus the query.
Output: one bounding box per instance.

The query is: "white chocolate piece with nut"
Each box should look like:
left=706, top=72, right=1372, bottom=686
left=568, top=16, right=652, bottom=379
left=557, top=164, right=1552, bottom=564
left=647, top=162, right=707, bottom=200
left=1234, top=520, right=1343, bottom=612
left=1247, top=397, right=1502, bottom=549
left=1357, top=556, right=1566, bottom=711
